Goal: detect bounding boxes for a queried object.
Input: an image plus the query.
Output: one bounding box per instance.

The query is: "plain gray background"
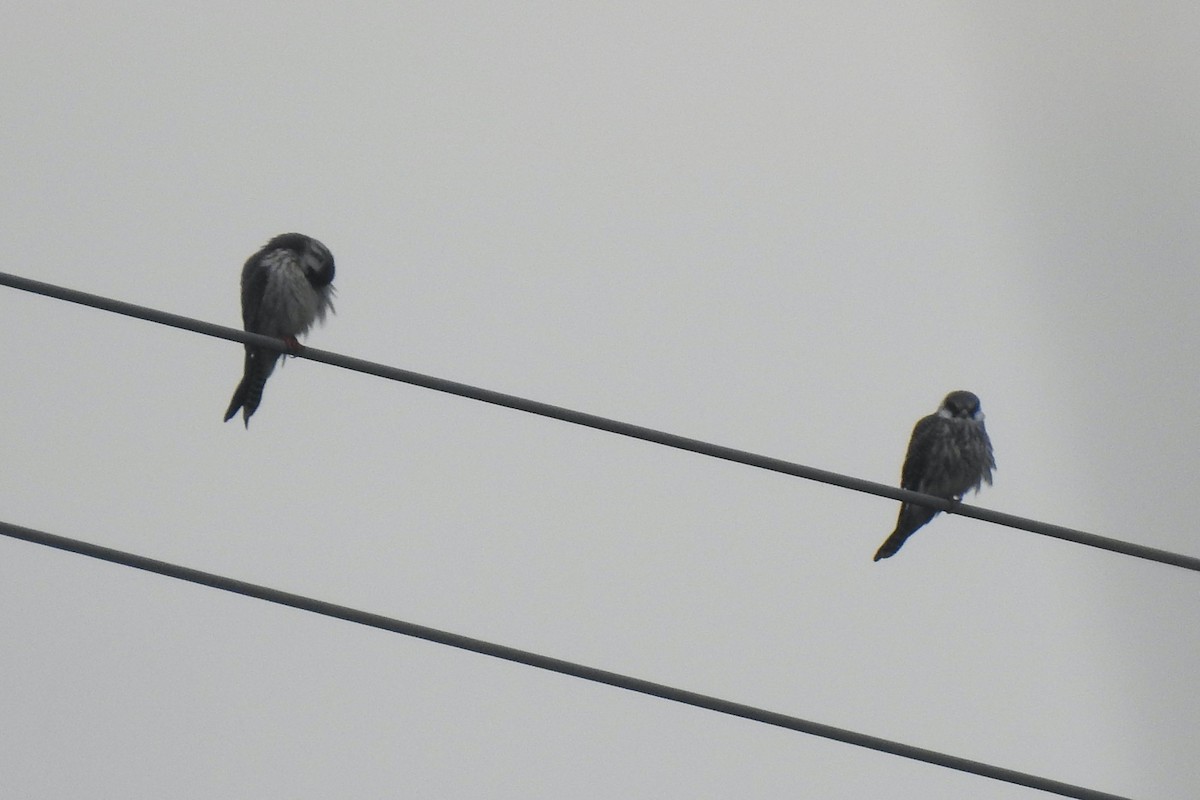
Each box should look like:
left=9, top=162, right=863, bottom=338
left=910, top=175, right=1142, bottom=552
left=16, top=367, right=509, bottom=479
left=2, top=3, right=1197, bottom=798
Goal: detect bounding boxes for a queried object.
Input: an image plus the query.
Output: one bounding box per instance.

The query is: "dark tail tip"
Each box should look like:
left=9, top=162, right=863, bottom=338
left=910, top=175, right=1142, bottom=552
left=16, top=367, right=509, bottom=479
left=873, top=544, right=897, bottom=562
left=223, top=384, right=244, bottom=423
left=872, top=528, right=910, bottom=562
left=224, top=382, right=261, bottom=426
left=224, top=352, right=272, bottom=427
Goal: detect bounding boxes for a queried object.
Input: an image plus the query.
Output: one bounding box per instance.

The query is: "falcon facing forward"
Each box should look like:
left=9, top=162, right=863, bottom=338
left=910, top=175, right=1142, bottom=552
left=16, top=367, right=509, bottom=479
left=873, top=390, right=995, bottom=561
left=223, top=233, right=336, bottom=427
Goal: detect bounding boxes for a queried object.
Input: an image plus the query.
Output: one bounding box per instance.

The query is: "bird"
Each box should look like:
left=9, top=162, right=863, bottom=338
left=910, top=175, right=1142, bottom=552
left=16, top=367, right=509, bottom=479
left=223, top=233, right=336, bottom=427
left=873, top=390, right=995, bottom=561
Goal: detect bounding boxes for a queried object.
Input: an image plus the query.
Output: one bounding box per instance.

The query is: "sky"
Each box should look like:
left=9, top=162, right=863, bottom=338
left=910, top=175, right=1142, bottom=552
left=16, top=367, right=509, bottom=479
left=2, top=3, right=1198, bottom=798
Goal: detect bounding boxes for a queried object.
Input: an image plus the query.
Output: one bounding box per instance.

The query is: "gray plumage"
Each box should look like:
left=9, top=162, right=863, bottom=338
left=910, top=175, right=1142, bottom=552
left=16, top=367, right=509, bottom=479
left=223, top=233, right=336, bottom=427
left=873, top=390, right=995, bottom=561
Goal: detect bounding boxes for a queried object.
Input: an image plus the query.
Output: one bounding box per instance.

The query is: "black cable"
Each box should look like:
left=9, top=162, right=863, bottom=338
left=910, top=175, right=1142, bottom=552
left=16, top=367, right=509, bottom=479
left=0, top=520, right=1132, bottom=800
left=3, top=270, right=1197, bottom=573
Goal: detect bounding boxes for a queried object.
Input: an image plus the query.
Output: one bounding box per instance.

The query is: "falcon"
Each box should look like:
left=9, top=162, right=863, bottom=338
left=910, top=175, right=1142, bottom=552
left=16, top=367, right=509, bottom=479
left=223, top=233, right=336, bottom=426
left=873, top=390, right=995, bottom=561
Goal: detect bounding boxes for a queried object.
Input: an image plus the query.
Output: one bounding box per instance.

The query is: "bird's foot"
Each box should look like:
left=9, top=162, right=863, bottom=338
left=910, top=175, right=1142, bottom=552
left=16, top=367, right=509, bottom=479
left=283, top=335, right=303, bottom=355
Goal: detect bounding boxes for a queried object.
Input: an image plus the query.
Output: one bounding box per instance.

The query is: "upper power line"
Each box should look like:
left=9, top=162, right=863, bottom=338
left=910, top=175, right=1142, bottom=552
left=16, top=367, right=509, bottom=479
left=0, top=519, right=1134, bottom=800
left=2, top=270, right=1198, bottom=573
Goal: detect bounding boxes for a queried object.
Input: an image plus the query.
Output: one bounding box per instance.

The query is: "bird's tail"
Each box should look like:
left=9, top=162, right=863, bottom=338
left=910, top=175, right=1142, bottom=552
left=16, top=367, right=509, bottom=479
left=223, top=348, right=277, bottom=427
left=873, top=503, right=939, bottom=561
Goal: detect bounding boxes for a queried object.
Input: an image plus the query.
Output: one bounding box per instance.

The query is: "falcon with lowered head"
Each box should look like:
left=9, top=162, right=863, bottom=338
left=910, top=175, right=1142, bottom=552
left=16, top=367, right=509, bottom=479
left=223, top=233, right=336, bottom=427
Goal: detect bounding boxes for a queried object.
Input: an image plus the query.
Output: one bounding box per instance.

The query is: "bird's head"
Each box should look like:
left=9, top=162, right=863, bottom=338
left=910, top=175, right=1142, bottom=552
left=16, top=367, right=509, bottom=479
left=938, top=390, right=984, bottom=421
left=265, top=233, right=336, bottom=288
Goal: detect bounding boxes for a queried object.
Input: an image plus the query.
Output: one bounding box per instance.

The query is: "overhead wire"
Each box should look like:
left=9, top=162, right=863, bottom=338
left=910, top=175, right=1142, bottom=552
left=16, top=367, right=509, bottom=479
left=0, top=520, right=1132, bottom=800
left=3, top=270, right=1197, bottom=573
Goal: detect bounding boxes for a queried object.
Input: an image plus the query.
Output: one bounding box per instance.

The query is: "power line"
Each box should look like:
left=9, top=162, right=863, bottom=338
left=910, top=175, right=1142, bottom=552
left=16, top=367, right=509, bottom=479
left=3, top=270, right=1198, bottom=573
left=0, top=520, right=1132, bottom=800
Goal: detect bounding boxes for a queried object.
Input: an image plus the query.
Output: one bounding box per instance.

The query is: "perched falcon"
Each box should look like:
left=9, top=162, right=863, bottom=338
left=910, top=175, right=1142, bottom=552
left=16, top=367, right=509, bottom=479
left=223, top=233, right=336, bottom=427
left=873, top=390, right=995, bottom=561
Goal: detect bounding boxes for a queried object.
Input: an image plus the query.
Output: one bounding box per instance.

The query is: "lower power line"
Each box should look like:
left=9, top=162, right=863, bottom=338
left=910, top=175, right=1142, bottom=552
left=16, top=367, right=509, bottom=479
left=1, top=519, right=1131, bottom=800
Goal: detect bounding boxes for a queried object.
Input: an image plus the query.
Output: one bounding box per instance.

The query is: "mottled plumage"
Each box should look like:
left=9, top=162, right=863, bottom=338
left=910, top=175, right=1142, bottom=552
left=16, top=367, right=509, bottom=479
left=223, top=233, right=336, bottom=426
left=873, top=390, right=995, bottom=561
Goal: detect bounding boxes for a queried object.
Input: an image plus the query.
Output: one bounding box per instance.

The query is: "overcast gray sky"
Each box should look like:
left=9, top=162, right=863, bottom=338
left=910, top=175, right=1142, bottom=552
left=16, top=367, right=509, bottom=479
left=2, top=3, right=1198, bottom=798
